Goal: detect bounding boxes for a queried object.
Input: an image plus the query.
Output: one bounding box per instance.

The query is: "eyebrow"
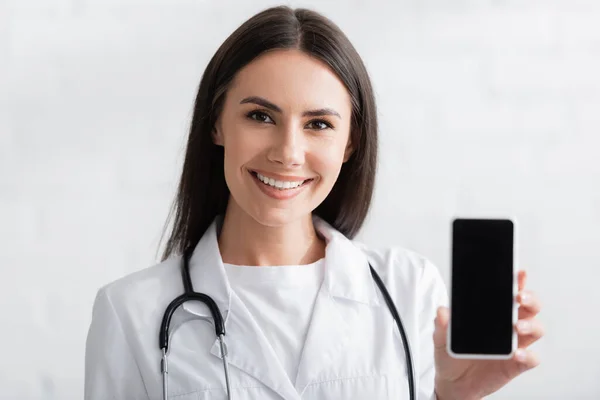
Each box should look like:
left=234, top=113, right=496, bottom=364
left=239, top=96, right=341, bottom=119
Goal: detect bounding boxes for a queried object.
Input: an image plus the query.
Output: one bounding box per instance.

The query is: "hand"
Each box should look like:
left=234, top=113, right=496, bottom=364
left=433, top=270, right=543, bottom=400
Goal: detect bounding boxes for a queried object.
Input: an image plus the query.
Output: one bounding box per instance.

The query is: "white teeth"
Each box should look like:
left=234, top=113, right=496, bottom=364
left=255, top=172, right=306, bottom=190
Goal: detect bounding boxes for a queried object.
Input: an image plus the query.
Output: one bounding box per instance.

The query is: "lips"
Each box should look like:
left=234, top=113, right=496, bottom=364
left=251, top=170, right=313, bottom=190
left=248, top=170, right=314, bottom=200
left=250, top=169, right=313, bottom=182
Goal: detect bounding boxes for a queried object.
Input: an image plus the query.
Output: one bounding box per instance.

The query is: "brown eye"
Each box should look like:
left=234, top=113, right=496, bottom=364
left=246, top=111, right=274, bottom=124
left=307, top=120, right=333, bottom=130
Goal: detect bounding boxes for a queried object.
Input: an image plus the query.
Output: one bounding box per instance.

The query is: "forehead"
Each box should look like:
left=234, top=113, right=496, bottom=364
left=228, top=49, right=352, bottom=116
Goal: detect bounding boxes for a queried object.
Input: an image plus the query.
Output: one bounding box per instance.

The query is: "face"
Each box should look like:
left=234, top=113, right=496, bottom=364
left=212, top=49, right=354, bottom=227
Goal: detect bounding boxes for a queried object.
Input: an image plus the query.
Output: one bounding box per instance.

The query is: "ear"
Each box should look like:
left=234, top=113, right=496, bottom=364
left=343, top=138, right=354, bottom=163
left=212, top=126, right=224, bottom=147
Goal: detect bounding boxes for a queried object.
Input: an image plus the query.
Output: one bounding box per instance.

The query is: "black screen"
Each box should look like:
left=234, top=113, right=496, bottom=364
left=450, top=218, right=514, bottom=355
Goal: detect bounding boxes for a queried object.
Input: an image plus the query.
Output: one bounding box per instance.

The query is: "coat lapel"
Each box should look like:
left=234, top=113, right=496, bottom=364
left=179, top=214, right=382, bottom=399
left=293, top=216, right=382, bottom=395
left=292, top=283, right=351, bottom=394
left=182, top=216, right=300, bottom=400
left=208, top=294, right=301, bottom=400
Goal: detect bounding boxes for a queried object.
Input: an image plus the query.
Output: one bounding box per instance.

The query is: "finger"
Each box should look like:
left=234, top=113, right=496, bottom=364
left=518, top=290, right=542, bottom=317
left=518, top=333, right=543, bottom=348
left=514, top=348, right=540, bottom=372
left=516, top=318, right=545, bottom=347
left=518, top=270, right=527, bottom=292
left=433, top=306, right=449, bottom=350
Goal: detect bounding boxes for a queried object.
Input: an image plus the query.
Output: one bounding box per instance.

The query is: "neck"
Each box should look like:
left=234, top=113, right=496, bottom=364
left=217, top=201, right=325, bottom=266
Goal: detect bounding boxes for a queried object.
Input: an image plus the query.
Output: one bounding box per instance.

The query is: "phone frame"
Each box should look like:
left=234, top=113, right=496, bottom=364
left=447, top=216, right=519, bottom=360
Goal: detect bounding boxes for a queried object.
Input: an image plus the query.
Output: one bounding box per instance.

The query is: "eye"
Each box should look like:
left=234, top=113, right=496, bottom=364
left=245, top=110, right=333, bottom=131
left=307, top=119, right=333, bottom=130
left=246, top=110, right=274, bottom=124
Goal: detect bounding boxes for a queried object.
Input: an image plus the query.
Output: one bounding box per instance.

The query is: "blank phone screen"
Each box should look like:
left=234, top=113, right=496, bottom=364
left=450, top=219, right=514, bottom=355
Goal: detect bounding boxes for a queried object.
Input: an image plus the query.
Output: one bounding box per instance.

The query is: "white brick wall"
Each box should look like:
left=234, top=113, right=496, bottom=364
left=2, top=0, right=599, bottom=398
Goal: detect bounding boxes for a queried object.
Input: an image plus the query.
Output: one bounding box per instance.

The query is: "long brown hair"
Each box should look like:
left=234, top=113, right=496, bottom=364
left=160, top=5, right=378, bottom=261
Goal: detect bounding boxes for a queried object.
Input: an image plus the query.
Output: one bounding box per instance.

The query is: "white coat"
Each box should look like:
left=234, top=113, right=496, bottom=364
left=84, top=215, right=448, bottom=400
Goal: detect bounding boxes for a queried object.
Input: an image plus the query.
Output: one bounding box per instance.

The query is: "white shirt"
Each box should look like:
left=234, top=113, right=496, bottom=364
left=84, top=214, right=448, bottom=400
left=223, top=258, right=325, bottom=387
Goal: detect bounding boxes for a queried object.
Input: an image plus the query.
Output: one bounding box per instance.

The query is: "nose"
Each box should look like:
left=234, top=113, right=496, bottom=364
left=267, top=123, right=305, bottom=167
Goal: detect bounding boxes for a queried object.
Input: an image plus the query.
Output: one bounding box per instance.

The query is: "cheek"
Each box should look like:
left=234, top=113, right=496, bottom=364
left=223, top=132, right=262, bottom=170
left=310, top=145, right=347, bottom=181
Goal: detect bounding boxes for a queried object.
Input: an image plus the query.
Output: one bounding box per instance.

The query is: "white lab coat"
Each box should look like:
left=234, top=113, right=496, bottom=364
left=85, top=215, right=448, bottom=400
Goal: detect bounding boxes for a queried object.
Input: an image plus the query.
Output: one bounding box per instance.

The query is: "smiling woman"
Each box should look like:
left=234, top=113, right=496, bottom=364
left=84, top=4, right=542, bottom=400
left=211, top=48, right=357, bottom=234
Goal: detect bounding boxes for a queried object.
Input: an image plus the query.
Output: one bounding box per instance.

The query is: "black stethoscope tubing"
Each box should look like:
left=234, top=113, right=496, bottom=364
left=159, top=247, right=415, bottom=400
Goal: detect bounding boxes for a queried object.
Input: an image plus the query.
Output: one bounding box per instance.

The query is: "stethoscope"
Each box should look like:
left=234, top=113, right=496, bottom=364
left=159, top=247, right=416, bottom=400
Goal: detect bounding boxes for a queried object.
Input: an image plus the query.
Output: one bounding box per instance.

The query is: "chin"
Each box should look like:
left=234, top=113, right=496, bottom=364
left=249, top=205, right=304, bottom=228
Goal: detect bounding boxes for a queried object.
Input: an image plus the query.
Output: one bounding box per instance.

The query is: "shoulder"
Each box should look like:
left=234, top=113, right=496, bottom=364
left=354, top=241, right=442, bottom=283
left=353, top=241, right=448, bottom=305
left=85, top=258, right=181, bottom=398
left=92, top=255, right=183, bottom=322
left=101, top=255, right=179, bottom=296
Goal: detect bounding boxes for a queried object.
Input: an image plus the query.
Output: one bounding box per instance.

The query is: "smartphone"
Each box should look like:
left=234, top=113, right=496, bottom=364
left=448, top=218, right=518, bottom=359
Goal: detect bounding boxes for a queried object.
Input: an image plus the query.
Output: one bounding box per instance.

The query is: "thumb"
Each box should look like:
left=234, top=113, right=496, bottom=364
left=433, top=306, right=450, bottom=350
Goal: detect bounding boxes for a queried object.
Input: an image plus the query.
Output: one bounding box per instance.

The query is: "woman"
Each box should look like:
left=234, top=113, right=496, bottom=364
left=84, top=5, right=543, bottom=400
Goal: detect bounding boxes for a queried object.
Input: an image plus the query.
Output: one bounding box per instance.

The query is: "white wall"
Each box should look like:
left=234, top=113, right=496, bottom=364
left=2, top=0, right=599, bottom=398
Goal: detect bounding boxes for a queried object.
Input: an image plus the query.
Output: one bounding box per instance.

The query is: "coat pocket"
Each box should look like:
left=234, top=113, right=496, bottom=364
left=302, top=374, right=392, bottom=399
left=167, top=391, right=199, bottom=400
left=197, top=386, right=281, bottom=400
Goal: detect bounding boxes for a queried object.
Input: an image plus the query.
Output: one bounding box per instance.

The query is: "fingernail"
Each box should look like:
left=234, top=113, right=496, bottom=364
left=520, top=292, right=529, bottom=304
left=516, top=349, right=527, bottom=362
left=517, top=321, right=530, bottom=333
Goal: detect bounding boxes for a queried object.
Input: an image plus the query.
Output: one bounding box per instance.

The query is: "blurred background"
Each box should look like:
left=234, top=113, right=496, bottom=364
left=1, top=0, right=599, bottom=398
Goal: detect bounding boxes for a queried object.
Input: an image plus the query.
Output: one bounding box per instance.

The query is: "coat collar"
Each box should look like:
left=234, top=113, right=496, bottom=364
left=313, top=215, right=380, bottom=307
left=178, top=214, right=381, bottom=399
left=182, top=213, right=380, bottom=319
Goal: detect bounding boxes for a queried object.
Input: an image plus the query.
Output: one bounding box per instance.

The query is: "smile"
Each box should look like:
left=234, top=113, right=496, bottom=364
left=254, top=172, right=308, bottom=190
left=249, top=170, right=314, bottom=200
